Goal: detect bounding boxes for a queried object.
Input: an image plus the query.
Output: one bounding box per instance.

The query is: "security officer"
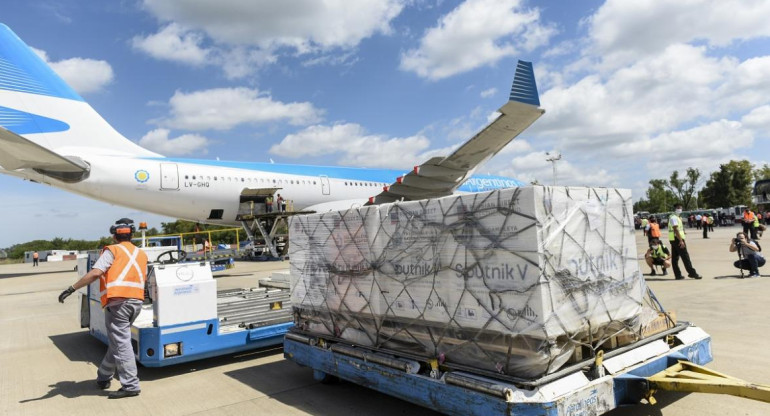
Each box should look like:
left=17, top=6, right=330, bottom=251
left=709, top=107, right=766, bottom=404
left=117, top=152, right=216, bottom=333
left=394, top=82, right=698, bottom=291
left=669, top=204, right=702, bottom=280
left=58, top=218, right=148, bottom=399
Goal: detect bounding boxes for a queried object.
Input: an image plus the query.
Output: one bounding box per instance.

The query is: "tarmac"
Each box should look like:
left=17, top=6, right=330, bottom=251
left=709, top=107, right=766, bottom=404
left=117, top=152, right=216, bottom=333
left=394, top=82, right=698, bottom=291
left=1, top=225, right=769, bottom=416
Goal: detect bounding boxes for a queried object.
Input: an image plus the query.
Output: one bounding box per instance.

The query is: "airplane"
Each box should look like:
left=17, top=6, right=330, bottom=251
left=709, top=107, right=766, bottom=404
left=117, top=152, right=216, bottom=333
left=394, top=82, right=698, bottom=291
left=0, top=23, right=544, bottom=231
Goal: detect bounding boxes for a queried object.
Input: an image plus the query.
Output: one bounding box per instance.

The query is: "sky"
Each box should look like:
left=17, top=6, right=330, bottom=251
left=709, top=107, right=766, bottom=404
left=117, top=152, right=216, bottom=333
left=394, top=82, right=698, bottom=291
left=3, top=0, right=770, bottom=247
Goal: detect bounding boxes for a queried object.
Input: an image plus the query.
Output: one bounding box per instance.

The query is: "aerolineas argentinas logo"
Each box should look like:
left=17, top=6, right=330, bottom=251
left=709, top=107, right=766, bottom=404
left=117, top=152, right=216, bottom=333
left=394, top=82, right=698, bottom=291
left=134, top=169, right=150, bottom=183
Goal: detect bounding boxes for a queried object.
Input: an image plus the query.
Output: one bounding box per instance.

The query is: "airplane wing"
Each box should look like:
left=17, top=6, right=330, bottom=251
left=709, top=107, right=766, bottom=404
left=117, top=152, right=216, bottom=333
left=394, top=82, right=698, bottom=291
left=367, top=60, right=544, bottom=205
left=0, top=126, right=88, bottom=173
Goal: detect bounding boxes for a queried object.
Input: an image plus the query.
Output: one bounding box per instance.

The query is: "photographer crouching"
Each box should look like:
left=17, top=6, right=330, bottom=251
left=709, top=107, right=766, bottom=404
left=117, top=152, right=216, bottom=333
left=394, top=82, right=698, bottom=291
left=729, top=232, right=765, bottom=278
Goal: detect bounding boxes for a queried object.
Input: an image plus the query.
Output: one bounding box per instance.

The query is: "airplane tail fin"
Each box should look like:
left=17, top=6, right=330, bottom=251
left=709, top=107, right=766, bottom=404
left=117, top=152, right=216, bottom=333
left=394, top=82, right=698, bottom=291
left=0, top=23, right=160, bottom=168
left=509, top=60, right=540, bottom=106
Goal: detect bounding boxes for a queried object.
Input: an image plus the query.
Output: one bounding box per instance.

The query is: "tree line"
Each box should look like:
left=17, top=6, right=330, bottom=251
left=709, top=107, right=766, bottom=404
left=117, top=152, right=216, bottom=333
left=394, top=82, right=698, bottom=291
left=634, top=160, right=770, bottom=213
left=5, top=220, right=246, bottom=260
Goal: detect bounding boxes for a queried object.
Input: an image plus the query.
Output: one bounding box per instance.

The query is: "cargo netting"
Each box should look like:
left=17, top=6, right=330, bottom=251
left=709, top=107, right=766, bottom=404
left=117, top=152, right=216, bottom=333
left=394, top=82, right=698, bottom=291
left=289, top=186, right=654, bottom=379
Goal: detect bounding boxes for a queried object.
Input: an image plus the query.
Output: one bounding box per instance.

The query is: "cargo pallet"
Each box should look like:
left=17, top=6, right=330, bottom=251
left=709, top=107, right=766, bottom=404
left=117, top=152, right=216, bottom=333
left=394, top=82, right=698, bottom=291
left=284, top=324, right=770, bottom=416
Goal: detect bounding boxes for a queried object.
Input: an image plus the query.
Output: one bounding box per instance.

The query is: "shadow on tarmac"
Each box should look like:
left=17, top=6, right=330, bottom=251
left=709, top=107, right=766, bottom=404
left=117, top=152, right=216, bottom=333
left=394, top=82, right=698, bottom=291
left=49, top=332, right=105, bottom=364
left=19, top=380, right=108, bottom=403
left=224, top=359, right=442, bottom=416
left=138, top=345, right=284, bottom=381
left=0, top=269, right=77, bottom=279
left=603, top=391, right=690, bottom=416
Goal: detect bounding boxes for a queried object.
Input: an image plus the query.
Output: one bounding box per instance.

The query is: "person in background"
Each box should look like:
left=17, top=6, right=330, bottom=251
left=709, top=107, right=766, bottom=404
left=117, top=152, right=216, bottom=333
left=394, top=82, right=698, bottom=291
left=640, top=217, right=649, bottom=236
left=647, top=216, right=662, bottom=246
left=743, top=209, right=756, bottom=239
left=752, top=211, right=761, bottom=240
left=669, top=203, right=702, bottom=280
left=276, top=194, right=284, bottom=212
left=32, top=251, right=39, bottom=266
left=266, top=195, right=273, bottom=213
left=57, top=218, right=147, bottom=399
left=695, top=213, right=702, bottom=230
left=702, top=215, right=709, bottom=239
left=645, top=238, right=671, bottom=276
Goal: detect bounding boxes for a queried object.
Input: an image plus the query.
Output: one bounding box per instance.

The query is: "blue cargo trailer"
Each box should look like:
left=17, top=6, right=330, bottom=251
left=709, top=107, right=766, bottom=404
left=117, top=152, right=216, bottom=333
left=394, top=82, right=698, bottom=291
left=284, top=323, right=770, bottom=415
left=78, top=253, right=291, bottom=367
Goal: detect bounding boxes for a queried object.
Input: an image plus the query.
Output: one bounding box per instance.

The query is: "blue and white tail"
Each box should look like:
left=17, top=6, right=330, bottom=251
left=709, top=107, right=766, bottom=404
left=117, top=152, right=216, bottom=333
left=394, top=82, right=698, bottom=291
left=0, top=24, right=159, bottom=160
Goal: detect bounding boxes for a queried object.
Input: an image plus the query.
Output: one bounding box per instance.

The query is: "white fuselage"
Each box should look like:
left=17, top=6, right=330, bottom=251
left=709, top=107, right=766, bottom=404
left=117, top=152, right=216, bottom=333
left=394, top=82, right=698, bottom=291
left=5, top=155, right=397, bottom=225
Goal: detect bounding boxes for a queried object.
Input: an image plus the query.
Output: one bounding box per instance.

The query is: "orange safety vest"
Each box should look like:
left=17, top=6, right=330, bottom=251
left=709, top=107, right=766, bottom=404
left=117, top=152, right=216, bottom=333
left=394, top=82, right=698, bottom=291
left=744, top=210, right=755, bottom=222
left=99, top=242, right=147, bottom=307
left=649, top=223, right=661, bottom=238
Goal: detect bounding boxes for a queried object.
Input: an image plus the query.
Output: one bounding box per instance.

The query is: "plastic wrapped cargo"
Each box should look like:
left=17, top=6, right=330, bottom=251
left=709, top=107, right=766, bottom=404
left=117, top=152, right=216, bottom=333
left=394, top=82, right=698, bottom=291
left=289, top=186, right=650, bottom=379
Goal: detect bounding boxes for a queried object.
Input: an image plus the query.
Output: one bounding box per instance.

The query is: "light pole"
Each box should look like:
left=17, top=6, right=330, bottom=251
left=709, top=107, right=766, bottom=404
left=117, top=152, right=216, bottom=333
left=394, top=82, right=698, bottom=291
left=545, top=152, right=561, bottom=186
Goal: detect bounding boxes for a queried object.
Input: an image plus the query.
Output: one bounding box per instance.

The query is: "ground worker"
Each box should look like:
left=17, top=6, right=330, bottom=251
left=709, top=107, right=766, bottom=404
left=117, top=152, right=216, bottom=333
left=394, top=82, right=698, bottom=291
left=57, top=218, right=147, bottom=399
left=641, top=217, right=649, bottom=236
left=752, top=212, right=761, bottom=240
left=669, top=203, right=702, bottom=280
left=647, top=217, right=661, bottom=246
left=743, top=209, right=756, bottom=239
left=32, top=251, right=39, bottom=266
left=645, top=237, right=671, bottom=276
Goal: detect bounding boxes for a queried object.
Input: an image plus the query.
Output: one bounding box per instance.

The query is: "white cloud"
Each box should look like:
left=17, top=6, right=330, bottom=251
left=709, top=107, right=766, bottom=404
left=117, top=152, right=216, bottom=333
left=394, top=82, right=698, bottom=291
left=616, top=120, right=754, bottom=173
left=137, top=0, right=405, bottom=76
left=588, top=0, right=770, bottom=67
left=131, top=23, right=210, bottom=65
left=32, top=48, right=114, bottom=94
left=535, top=44, right=741, bottom=149
left=269, top=123, right=431, bottom=169
left=498, top=150, right=615, bottom=187
left=138, top=128, right=211, bottom=156
left=480, top=87, right=497, bottom=98
left=400, top=0, right=555, bottom=80
left=742, top=105, right=770, bottom=130
left=156, top=87, right=323, bottom=130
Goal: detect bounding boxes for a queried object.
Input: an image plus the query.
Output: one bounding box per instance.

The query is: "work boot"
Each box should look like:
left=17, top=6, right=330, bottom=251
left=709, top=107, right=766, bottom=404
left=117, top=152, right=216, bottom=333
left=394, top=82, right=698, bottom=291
left=108, top=388, right=140, bottom=399
left=688, top=274, right=702, bottom=279
left=650, top=269, right=656, bottom=276
left=96, top=380, right=110, bottom=390
left=662, top=269, right=668, bottom=276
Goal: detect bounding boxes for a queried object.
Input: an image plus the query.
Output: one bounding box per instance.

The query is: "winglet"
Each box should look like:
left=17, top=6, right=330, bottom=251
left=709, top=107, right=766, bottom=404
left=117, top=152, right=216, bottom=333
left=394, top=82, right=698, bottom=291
left=509, top=60, right=539, bottom=106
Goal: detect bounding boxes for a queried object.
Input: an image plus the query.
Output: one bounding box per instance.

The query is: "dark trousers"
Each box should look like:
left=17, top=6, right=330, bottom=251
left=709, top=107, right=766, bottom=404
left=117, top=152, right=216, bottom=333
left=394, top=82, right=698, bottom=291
left=703, top=225, right=708, bottom=238
left=734, top=253, right=766, bottom=274
left=744, top=222, right=751, bottom=236
left=670, top=240, right=697, bottom=279
left=751, top=225, right=759, bottom=240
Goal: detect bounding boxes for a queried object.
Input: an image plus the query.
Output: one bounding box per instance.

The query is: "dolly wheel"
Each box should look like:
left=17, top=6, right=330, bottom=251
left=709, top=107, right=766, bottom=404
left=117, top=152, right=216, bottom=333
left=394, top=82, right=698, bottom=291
left=313, top=369, right=340, bottom=384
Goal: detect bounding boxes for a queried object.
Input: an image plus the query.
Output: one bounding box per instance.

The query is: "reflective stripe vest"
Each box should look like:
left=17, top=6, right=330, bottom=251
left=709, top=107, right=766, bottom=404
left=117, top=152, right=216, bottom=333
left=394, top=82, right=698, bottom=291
left=641, top=218, right=648, bottom=229
left=649, top=223, right=661, bottom=238
left=99, top=242, right=148, bottom=307
left=668, top=214, right=685, bottom=241
left=744, top=210, right=755, bottom=223
left=754, top=216, right=760, bottom=227
left=650, top=245, right=667, bottom=259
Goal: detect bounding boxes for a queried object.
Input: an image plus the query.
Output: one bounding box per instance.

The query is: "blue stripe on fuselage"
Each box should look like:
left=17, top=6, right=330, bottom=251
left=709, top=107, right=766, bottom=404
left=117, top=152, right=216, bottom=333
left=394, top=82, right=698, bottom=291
left=141, top=157, right=524, bottom=192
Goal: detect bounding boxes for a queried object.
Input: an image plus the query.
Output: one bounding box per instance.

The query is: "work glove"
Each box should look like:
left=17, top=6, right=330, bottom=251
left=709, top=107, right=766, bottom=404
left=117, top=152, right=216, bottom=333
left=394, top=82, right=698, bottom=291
left=58, top=286, right=76, bottom=303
